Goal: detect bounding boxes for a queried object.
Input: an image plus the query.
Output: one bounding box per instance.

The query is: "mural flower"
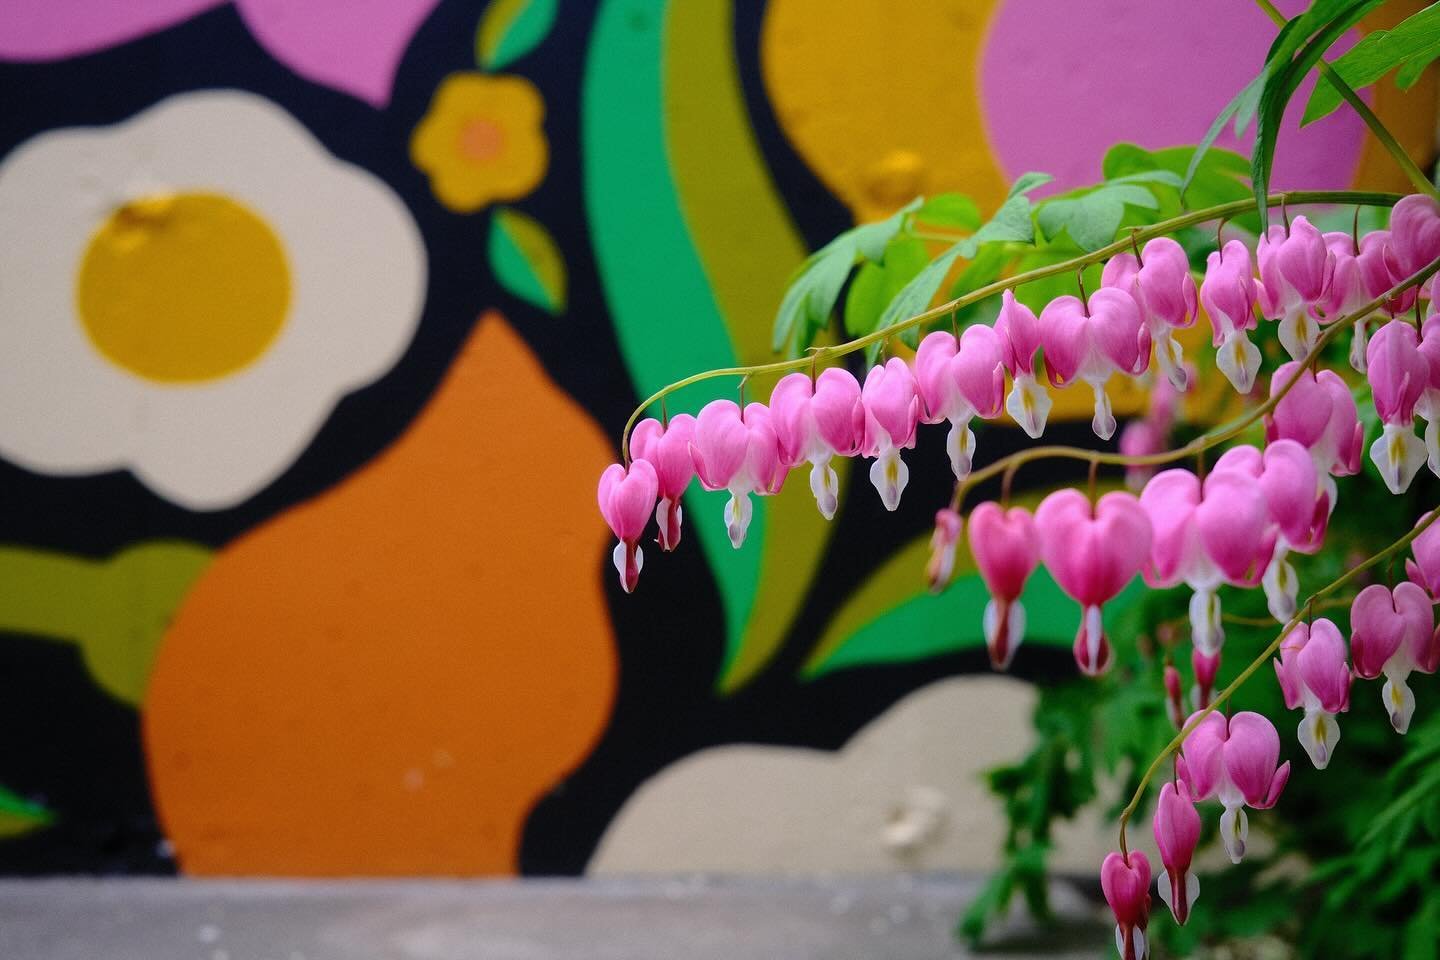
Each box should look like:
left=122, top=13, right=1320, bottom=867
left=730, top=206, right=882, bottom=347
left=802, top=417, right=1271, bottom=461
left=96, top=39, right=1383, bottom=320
left=0, top=89, right=426, bottom=510
left=411, top=72, right=548, bottom=213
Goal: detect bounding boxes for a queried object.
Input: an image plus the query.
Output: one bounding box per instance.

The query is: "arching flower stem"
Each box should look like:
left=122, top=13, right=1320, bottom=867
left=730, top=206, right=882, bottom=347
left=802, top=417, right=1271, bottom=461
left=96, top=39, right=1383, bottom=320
left=619, top=190, right=1403, bottom=463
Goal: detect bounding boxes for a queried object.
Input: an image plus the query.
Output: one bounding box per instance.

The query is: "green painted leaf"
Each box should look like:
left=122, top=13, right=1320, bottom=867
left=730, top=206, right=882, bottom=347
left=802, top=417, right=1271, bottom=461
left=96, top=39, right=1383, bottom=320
left=476, top=0, right=558, bottom=70
left=489, top=207, right=568, bottom=315
left=1303, top=2, right=1440, bottom=124
left=0, top=784, right=52, bottom=839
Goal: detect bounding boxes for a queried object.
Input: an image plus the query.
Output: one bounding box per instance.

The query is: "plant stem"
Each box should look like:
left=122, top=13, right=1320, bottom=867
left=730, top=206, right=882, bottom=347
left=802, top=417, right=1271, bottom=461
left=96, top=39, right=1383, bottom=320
left=952, top=253, right=1440, bottom=509
left=1116, top=505, right=1440, bottom=851
left=619, top=190, right=1401, bottom=462
left=1253, top=0, right=1439, bottom=199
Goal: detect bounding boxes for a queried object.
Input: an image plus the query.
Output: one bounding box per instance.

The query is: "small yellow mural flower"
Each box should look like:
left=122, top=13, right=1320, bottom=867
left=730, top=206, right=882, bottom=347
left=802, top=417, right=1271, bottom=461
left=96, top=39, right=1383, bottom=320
left=411, top=73, right=548, bottom=213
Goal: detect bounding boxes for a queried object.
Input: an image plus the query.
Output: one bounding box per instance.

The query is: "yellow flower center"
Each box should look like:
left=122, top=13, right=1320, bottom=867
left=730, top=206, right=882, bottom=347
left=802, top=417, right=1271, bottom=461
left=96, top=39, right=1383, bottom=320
left=77, top=192, right=290, bottom=383
left=458, top=118, right=506, bottom=163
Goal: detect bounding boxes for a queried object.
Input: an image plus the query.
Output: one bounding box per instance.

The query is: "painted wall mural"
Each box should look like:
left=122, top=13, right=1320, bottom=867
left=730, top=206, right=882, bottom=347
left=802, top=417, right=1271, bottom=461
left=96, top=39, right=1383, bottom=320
left=0, top=0, right=1430, bottom=875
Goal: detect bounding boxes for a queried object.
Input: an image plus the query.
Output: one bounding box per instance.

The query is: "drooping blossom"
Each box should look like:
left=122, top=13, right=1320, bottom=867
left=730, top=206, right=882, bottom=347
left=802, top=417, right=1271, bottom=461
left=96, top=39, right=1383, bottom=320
left=1153, top=779, right=1201, bottom=925
left=1100, top=850, right=1152, bottom=960
left=1040, top=286, right=1150, bottom=440
left=690, top=399, right=785, bottom=548
left=1201, top=239, right=1262, bottom=393
left=1119, top=373, right=1185, bottom=490
left=1358, top=229, right=1418, bottom=319
left=1386, top=193, right=1440, bottom=279
left=994, top=290, right=1051, bottom=438
left=1412, top=313, right=1440, bottom=476
left=597, top=458, right=659, bottom=593
left=631, top=414, right=696, bottom=551
left=859, top=358, right=921, bottom=511
left=1164, top=661, right=1185, bottom=729
left=1366, top=318, right=1430, bottom=494
left=1192, top=646, right=1221, bottom=712
left=1211, top=441, right=1326, bottom=622
left=1266, top=360, right=1363, bottom=510
left=1139, top=462, right=1274, bottom=655
left=1036, top=489, right=1152, bottom=675
left=914, top=326, right=1005, bottom=480
left=1257, top=216, right=1334, bottom=360
left=926, top=508, right=963, bottom=594
left=1102, top=237, right=1197, bottom=390
left=1405, top=514, right=1440, bottom=599
left=1351, top=581, right=1440, bottom=734
left=968, top=502, right=1041, bottom=670
left=769, top=369, right=864, bottom=520
left=1320, top=231, right=1375, bottom=372
left=1273, top=618, right=1351, bottom=768
left=1179, top=710, right=1290, bottom=863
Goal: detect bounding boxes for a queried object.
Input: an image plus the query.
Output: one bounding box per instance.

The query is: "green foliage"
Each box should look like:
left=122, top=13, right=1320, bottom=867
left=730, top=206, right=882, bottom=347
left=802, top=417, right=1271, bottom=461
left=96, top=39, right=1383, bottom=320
left=771, top=199, right=921, bottom=355
left=1035, top=171, right=1182, bottom=252
left=1304, top=3, right=1440, bottom=124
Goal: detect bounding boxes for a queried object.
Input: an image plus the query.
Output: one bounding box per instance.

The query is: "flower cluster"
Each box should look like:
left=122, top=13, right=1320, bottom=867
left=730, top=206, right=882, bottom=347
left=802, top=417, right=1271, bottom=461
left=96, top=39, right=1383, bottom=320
left=598, top=195, right=1440, bottom=605
left=598, top=192, right=1440, bottom=959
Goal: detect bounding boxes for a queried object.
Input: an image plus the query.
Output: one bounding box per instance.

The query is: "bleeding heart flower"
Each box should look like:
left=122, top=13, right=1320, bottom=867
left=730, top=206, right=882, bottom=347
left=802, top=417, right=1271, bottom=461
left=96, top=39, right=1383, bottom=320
left=1153, top=780, right=1201, bottom=925
left=969, top=502, right=1041, bottom=670
left=631, top=414, right=696, bottom=552
left=1351, top=581, right=1439, bottom=734
left=1164, top=661, right=1185, bottom=729
left=1358, top=229, right=1418, bottom=318
left=860, top=358, right=921, bottom=511
left=1273, top=619, right=1351, bottom=768
left=1387, top=193, right=1440, bottom=278
left=1201, top=240, right=1262, bottom=393
left=1256, top=216, right=1333, bottom=360
left=914, top=326, right=1005, bottom=480
left=1320, top=232, right=1376, bottom=373
left=1406, top=514, right=1440, bottom=598
left=926, top=508, right=963, bottom=594
left=1266, top=361, right=1364, bottom=516
left=1138, top=464, right=1273, bottom=654
left=1367, top=319, right=1430, bottom=494
left=1179, top=710, right=1290, bottom=863
left=1040, top=287, right=1150, bottom=440
left=597, top=458, right=659, bottom=593
left=769, top=369, right=864, bottom=520
left=1192, top=646, right=1221, bottom=712
left=690, top=399, right=786, bottom=548
left=1211, top=440, right=1326, bottom=621
left=1410, top=314, right=1440, bottom=477
left=1102, top=237, right=1197, bottom=390
left=1036, top=489, right=1152, bottom=675
left=1101, top=850, right=1152, bottom=960
left=994, top=290, right=1052, bottom=438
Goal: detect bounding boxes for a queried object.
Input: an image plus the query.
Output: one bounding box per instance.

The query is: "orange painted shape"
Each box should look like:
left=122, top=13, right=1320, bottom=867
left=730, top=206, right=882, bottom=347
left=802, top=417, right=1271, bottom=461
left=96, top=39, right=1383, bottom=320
left=144, top=312, right=617, bottom=875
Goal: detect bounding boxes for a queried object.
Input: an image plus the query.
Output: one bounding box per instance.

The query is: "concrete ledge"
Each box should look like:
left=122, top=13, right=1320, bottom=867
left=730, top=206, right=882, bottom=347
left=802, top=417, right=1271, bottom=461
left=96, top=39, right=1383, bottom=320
left=0, top=875, right=1107, bottom=960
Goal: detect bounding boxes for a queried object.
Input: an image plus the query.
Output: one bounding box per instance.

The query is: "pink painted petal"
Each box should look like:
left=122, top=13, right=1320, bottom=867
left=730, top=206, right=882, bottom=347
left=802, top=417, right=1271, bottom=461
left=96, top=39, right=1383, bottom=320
left=235, top=0, right=442, bottom=107
left=0, top=0, right=222, bottom=60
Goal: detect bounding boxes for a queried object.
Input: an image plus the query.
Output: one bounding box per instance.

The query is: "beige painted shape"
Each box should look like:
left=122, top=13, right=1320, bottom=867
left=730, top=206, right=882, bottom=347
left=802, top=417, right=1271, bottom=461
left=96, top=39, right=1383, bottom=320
left=589, top=676, right=1114, bottom=874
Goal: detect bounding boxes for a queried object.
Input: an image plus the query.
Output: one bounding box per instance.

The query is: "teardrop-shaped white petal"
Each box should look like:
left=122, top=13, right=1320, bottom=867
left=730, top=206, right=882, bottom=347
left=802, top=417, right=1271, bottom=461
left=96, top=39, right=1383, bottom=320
left=1216, top=330, right=1261, bottom=394
left=1370, top=422, right=1428, bottom=495
left=724, top=491, right=753, bottom=548
left=869, top=447, right=908, bottom=511
left=1006, top=373, right=1051, bottom=439
left=808, top=459, right=839, bottom=520
left=1190, top=589, right=1225, bottom=656
left=1262, top=553, right=1298, bottom=623
left=946, top=419, right=976, bottom=480
left=1090, top=382, right=1116, bottom=441
left=1298, top=707, right=1340, bottom=769
left=1220, top=804, right=1248, bottom=864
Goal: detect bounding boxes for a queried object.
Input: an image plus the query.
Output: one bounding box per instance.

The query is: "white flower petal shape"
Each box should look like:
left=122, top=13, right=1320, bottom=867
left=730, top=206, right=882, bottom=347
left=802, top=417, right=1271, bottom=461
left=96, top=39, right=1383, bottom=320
left=0, top=89, right=425, bottom=510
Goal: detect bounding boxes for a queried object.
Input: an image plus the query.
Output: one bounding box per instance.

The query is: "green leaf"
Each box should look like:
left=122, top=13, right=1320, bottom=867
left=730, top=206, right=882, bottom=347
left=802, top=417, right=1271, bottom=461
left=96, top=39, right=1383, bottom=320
left=843, top=236, right=930, bottom=339
left=1397, top=48, right=1440, bottom=87
left=1184, top=72, right=1266, bottom=200
left=1303, top=3, right=1440, bottom=124
left=488, top=207, right=568, bottom=314
left=1253, top=1, right=1380, bottom=230
left=851, top=197, right=923, bottom=262
left=915, top=194, right=982, bottom=230
left=476, top=0, right=559, bottom=70
left=1007, top=171, right=1055, bottom=199
left=1035, top=182, right=1165, bottom=252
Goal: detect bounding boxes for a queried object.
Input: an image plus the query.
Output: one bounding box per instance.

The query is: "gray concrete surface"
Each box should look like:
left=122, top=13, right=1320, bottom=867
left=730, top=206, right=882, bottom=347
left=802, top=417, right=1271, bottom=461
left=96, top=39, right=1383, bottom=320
left=0, top=875, right=1108, bottom=960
